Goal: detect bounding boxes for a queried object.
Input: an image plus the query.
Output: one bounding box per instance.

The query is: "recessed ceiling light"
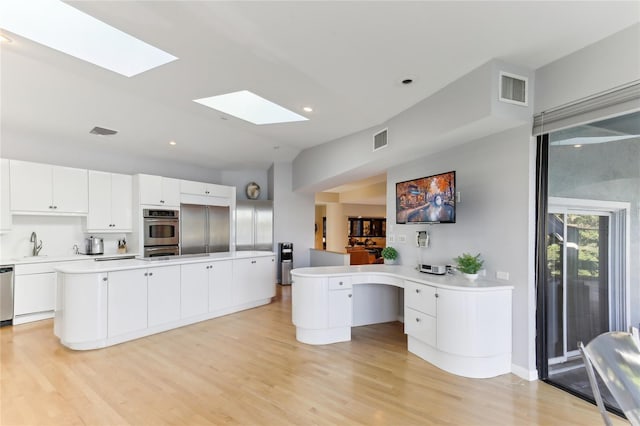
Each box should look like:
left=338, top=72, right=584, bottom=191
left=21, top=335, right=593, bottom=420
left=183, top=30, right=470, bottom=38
left=303, top=106, right=313, bottom=113
left=0, top=34, right=12, bottom=43
left=573, top=144, right=582, bottom=148
left=169, top=140, right=177, bottom=146
left=0, top=0, right=177, bottom=77
left=194, top=90, right=309, bottom=125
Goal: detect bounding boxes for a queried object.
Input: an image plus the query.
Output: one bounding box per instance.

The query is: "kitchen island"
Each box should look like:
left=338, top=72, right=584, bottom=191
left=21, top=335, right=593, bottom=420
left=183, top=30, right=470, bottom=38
left=54, top=251, right=275, bottom=350
left=291, top=265, right=513, bottom=378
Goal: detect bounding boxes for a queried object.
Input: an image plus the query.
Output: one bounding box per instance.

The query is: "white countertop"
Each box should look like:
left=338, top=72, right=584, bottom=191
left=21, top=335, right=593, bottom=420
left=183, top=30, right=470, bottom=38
left=2, top=252, right=139, bottom=266
left=54, top=251, right=275, bottom=274
left=291, top=264, right=514, bottom=291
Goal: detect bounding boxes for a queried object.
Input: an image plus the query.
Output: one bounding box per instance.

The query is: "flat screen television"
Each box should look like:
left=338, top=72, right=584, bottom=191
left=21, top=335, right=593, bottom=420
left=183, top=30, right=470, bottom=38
left=396, top=171, right=456, bottom=224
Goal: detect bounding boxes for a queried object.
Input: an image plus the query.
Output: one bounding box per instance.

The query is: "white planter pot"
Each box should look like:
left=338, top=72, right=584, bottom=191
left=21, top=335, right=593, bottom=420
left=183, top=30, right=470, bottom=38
left=462, top=273, right=478, bottom=281
left=384, top=258, right=396, bottom=265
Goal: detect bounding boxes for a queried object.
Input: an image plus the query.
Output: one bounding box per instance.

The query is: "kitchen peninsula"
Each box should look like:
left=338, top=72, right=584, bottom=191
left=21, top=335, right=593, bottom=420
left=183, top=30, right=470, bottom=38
left=54, top=251, right=275, bottom=350
left=291, top=265, right=513, bottom=378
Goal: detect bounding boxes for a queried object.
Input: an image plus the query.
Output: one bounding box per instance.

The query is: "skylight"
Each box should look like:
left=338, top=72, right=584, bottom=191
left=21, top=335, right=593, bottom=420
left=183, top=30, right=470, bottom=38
left=0, top=0, right=177, bottom=77
left=193, top=90, right=309, bottom=125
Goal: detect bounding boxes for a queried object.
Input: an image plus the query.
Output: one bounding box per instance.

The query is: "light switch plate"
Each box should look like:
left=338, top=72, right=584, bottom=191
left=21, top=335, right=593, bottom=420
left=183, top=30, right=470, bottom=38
left=398, top=234, right=406, bottom=243
left=497, top=271, right=510, bottom=280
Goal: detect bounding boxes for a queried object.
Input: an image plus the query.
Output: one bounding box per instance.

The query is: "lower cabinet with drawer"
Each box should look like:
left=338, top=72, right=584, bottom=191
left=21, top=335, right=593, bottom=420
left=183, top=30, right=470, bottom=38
left=404, top=279, right=512, bottom=378
left=14, top=263, right=58, bottom=324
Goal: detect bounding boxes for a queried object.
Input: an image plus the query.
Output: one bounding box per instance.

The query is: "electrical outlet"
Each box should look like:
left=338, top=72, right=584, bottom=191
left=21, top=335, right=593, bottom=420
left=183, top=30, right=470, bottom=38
left=497, top=271, right=510, bottom=280
left=387, top=235, right=395, bottom=243
left=398, top=234, right=407, bottom=243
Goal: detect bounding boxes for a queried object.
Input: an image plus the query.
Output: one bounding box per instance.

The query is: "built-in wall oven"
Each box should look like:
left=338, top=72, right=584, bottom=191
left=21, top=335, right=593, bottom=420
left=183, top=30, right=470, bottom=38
left=143, top=209, right=179, bottom=257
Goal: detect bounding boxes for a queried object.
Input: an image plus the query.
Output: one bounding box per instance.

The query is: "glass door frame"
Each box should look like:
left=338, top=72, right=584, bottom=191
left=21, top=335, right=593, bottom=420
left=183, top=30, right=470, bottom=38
left=546, top=204, right=614, bottom=366
left=535, top=134, right=632, bottom=415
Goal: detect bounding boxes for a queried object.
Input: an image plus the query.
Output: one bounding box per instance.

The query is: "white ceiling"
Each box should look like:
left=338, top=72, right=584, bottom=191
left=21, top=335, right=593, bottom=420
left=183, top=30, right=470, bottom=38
left=1, top=1, right=638, bottom=173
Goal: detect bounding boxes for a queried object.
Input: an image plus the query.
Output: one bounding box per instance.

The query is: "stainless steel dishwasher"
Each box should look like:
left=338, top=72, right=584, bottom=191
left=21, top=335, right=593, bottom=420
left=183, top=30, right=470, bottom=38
left=0, top=265, right=14, bottom=327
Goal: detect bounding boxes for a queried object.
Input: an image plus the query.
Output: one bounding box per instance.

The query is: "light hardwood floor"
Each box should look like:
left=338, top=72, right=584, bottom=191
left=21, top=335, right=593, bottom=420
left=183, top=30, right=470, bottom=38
left=1, top=286, right=624, bottom=425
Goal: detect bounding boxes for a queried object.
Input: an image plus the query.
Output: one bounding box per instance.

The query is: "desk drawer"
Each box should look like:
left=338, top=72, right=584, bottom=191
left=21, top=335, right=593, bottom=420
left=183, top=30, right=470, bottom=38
left=405, top=280, right=436, bottom=316
left=328, top=276, right=352, bottom=290
left=405, top=307, right=436, bottom=347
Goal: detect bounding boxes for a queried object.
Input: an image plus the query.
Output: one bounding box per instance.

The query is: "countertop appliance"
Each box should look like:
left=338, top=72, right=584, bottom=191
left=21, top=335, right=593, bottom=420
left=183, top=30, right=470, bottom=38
left=82, top=236, right=104, bottom=255
left=236, top=200, right=273, bottom=251
left=181, top=204, right=230, bottom=255
left=0, top=265, right=14, bottom=327
left=143, top=209, right=180, bottom=257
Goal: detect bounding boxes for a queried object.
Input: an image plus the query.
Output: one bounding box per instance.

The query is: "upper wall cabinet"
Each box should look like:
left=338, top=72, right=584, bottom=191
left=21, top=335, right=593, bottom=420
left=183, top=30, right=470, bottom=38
left=180, top=179, right=235, bottom=207
left=1, top=159, right=12, bottom=232
left=10, top=160, right=88, bottom=215
left=86, top=171, right=132, bottom=232
left=137, top=174, right=180, bottom=207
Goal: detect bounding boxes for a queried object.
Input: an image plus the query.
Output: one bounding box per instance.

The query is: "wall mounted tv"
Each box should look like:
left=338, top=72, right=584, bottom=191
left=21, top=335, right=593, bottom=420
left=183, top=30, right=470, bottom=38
left=396, top=171, right=456, bottom=224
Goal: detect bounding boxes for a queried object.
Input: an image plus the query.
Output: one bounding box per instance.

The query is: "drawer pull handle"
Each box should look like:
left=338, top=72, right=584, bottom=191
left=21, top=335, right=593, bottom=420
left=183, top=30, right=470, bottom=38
left=416, top=289, right=420, bottom=293
left=435, top=293, right=439, bottom=298
left=416, top=317, right=421, bottom=322
left=102, top=277, right=108, bottom=282
left=339, top=281, right=343, bottom=285
left=348, top=294, right=352, bottom=298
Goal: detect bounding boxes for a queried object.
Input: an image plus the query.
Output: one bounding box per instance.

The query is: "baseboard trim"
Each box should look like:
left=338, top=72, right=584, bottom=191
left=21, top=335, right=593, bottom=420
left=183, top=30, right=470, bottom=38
left=511, top=363, right=538, bottom=381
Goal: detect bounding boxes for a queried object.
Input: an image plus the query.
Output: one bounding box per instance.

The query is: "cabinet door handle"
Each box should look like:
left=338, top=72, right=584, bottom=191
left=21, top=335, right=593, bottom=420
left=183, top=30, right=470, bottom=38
left=348, top=294, right=352, bottom=298
left=149, top=272, right=153, bottom=276
left=435, top=293, right=439, bottom=298
left=339, top=281, right=343, bottom=286
left=144, top=272, right=148, bottom=276
left=416, top=317, right=421, bottom=322
left=160, top=200, right=165, bottom=204
left=251, top=260, right=256, bottom=264
left=102, top=277, right=108, bottom=282
left=415, top=289, right=420, bottom=293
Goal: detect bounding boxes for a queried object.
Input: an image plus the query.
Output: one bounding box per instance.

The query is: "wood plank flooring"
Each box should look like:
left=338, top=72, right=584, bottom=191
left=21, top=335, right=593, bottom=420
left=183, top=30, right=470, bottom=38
left=1, top=286, right=624, bottom=425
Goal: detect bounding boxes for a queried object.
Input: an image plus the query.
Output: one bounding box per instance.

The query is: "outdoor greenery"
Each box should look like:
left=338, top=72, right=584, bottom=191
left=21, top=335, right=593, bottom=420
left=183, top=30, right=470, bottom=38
left=547, top=214, right=601, bottom=278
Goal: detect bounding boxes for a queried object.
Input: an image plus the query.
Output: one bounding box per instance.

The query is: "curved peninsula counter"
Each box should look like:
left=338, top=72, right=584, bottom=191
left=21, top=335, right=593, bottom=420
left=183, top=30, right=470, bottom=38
left=54, top=251, right=275, bottom=350
left=291, top=265, right=513, bottom=378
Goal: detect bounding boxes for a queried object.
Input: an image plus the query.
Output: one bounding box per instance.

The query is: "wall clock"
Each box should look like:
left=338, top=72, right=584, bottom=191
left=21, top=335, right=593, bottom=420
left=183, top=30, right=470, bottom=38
left=246, top=182, right=261, bottom=199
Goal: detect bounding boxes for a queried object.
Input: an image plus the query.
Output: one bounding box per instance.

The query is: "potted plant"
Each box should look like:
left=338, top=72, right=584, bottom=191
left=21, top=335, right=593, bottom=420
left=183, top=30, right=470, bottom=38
left=454, top=253, right=484, bottom=281
left=381, top=246, right=398, bottom=265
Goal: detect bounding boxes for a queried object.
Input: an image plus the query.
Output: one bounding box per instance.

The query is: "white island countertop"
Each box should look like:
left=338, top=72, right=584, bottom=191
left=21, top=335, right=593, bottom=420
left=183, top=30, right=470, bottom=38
left=55, top=251, right=275, bottom=274
left=291, top=264, right=514, bottom=291
left=2, top=252, right=140, bottom=266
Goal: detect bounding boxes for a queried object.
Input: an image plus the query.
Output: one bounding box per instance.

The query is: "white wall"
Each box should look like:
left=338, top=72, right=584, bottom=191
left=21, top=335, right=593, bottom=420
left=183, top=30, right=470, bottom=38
left=386, top=125, right=532, bottom=374
left=0, top=216, right=128, bottom=259
left=219, top=169, right=269, bottom=201
left=535, top=24, right=640, bottom=114
left=292, top=59, right=534, bottom=193
left=270, top=162, right=315, bottom=269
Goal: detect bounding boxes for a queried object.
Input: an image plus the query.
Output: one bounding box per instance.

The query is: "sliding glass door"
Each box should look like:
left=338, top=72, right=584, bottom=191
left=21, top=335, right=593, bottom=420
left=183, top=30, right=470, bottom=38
left=536, top=110, right=638, bottom=415
left=546, top=210, right=610, bottom=365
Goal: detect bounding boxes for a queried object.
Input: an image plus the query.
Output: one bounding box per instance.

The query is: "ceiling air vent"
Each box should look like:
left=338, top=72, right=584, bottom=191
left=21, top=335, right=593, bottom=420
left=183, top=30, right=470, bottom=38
left=373, top=128, right=388, bottom=152
left=499, top=71, right=528, bottom=106
left=89, top=126, right=118, bottom=136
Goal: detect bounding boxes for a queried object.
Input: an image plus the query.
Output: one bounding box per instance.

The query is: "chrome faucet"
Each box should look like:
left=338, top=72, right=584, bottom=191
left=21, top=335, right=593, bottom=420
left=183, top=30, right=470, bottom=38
left=30, top=232, right=43, bottom=256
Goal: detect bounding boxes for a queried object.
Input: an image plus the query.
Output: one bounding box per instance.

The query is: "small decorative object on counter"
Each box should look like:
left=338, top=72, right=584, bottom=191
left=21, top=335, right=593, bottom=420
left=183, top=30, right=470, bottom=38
left=117, top=238, right=127, bottom=254
left=381, top=246, right=398, bottom=265
left=454, top=252, right=483, bottom=281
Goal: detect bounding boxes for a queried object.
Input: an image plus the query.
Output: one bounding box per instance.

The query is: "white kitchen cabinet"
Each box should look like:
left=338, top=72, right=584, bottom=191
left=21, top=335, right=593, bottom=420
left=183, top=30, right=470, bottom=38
left=14, top=272, right=56, bottom=316
left=181, top=180, right=233, bottom=198
left=209, top=260, right=233, bottom=312
left=328, top=289, right=352, bottom=328
left=147, top=265, right=181, bottom=327
left=10, top=160, right=88, bottom=214
left=0, top=159, right=12, bottom=232
left=86, top=171, right=132, bottom=232
left=180, top=263, right=209, bottom=318
left=107, top=269, right=148, bottom=338
left=137, top=174, right=180, bottom=207
left=436, top=287, right=512, bottom=358
left=232, top=256, right=275, bottom=306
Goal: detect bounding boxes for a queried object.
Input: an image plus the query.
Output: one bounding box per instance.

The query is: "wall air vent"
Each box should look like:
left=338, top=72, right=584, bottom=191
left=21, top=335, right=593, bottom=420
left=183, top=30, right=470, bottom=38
left=373, top=128, right=388, bottom=152
left=89, top=126, right=118, bottom=136
left=499, top=71, right=528, bottom=106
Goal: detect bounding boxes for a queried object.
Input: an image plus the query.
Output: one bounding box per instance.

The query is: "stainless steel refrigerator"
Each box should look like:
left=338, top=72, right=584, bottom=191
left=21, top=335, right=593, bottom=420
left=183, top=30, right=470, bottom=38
left=236, top=200, right=273, bottom=251
left=180, top=204, right=230, bottom=254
